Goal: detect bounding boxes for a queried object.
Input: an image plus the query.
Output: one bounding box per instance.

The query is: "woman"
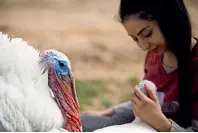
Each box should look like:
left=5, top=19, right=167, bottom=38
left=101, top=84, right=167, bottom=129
left=81, top=0, right=198, bottom=132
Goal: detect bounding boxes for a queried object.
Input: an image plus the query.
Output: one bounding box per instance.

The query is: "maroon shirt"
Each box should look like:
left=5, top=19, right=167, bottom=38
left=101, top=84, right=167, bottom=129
left=143, top=40, right=198, bottom=121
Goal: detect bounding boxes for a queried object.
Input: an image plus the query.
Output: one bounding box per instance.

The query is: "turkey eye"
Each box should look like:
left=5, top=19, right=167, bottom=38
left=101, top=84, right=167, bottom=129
left=59, top=62, right=64, bottom=67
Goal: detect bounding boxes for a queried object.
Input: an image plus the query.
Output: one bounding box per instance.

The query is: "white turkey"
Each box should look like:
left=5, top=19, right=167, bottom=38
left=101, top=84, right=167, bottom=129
left=0, top=32, right=82, bottom=132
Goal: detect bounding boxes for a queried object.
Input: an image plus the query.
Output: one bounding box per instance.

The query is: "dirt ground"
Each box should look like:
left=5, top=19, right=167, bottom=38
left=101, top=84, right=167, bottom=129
left=0, top=0, right=198, bottom=110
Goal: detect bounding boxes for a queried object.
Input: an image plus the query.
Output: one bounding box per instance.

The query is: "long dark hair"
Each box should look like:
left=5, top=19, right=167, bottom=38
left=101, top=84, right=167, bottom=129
left=119, top=0, right=193, bottom=128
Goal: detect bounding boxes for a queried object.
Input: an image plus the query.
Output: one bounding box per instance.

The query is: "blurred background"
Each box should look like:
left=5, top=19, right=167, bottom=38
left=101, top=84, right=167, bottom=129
left=0, top=0, right=198, bottom=111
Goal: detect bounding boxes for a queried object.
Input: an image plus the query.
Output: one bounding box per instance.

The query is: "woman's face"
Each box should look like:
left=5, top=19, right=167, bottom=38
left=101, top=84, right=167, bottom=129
left=123, top=16, right=167, bottom=54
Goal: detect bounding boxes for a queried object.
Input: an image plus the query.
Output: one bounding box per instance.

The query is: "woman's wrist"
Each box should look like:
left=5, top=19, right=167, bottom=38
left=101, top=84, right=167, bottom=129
left=153, top=113, right=171, bottom=132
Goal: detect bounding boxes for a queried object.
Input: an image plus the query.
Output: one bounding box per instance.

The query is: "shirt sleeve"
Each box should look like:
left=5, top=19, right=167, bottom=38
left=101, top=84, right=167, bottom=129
left=169, top=119, right=198, bottom=132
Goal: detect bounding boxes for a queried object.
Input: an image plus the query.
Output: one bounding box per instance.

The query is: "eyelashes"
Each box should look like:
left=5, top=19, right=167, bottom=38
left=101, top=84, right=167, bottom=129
left=144, top=31, right=152, bottom=38
left=129, top=30, right=153, bottom=42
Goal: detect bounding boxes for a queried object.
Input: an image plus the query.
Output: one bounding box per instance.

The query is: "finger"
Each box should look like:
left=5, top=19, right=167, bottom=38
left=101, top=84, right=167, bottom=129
left=134, top=85, right=147, bottom=101
left=131, top=96, right=137, bottom=105
left=131, top=100, right=138, bottom=116
left=132, top=94, right=141, bottom=105
left=145, top=83, right=158, bottom=102
left=132, top=107, right=138, bottom=117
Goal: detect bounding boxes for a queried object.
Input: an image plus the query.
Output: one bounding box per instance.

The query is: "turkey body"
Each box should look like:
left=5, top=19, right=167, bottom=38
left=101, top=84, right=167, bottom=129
left=0, top=33, right=66, bottom=131
left=94, top=118, right=157, bottom=132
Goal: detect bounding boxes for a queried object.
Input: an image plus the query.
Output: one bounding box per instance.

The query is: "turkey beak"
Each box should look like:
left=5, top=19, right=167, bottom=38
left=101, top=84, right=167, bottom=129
left=60, top=74, right=80, bottom=107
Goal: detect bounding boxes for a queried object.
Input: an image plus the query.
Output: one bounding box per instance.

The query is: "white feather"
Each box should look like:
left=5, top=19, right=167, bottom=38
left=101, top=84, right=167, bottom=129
left=94, top=118, right=157, bottom=132
left=0, top=32, right=66, bottom=131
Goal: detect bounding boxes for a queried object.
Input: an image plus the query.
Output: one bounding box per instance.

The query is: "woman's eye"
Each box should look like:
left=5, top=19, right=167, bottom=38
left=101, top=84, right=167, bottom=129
left=144, top=31, right=152, bottom=38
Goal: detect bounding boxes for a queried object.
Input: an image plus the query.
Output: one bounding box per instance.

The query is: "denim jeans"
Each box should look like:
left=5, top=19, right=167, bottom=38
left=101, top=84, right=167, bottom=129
left=80, top=108, right=135, bottom=132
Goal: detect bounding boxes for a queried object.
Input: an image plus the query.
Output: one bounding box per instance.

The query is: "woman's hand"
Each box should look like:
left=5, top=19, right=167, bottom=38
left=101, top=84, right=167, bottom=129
left=131, top=82, right=171, bottom=132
